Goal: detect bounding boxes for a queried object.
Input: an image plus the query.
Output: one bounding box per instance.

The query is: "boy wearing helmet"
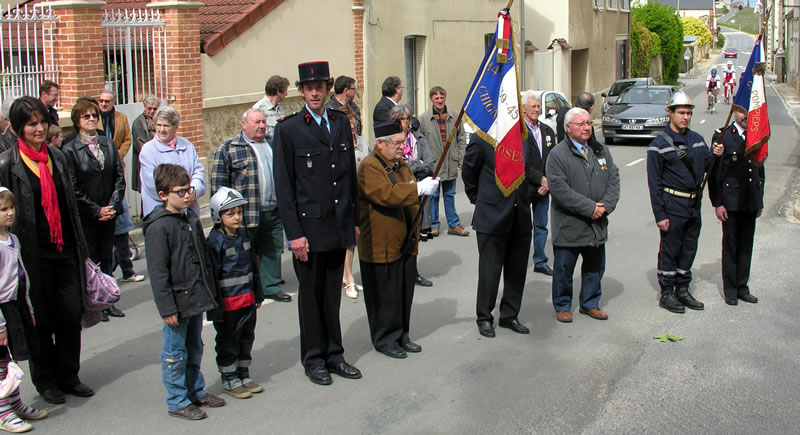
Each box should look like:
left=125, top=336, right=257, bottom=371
left=206, top=187, right=265, bottom=399
left=706, top=69, right=722, bottom=109
left=721, top=61, right=737, bottom=103
left=646, top=92, right=723, bottom=314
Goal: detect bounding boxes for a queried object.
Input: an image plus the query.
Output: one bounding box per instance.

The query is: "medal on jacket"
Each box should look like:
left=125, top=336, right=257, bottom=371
left=732, top=152, right=738, bottom=162
left=306, top=152, right=312, bottom=168
left=598, top=157, right=608, bottom=171
left=546, top=135, right=552, bottom=148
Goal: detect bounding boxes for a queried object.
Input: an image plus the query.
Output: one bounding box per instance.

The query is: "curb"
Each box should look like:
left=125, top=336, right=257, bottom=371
left=795, top=198, right=800, bottom=221
left=768, top=81, right=800, bottom=128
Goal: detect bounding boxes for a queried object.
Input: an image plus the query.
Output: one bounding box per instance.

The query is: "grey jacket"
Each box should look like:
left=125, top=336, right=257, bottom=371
left=418, top=107, right=466, bottom=181
left=546, top=138, right=620, bottom=247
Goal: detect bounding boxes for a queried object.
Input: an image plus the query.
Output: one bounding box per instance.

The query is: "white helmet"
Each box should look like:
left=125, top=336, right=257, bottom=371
left=667, top=91, right=694, bottom=109
left=727, top=60, right=733, bottom=66
left=209, top=187, right=247, bottom=224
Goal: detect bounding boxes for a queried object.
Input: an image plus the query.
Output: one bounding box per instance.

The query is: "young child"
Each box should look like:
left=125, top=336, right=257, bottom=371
left=141, top=164, right=226, bottom=421
left=207, top=187, right=264, bottom=399
left=0, top=187, right=47, bottom=433
left=45, top=125, right=62, bottom=148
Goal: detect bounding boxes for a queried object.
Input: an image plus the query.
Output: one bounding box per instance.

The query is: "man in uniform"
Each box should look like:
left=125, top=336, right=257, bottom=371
left=646, top=91, right=723, bottom=314
left=709, top=109, right=764, bottom=305
left=462, top=126, right=534, bottom=337
left=358, top=120, right=438, bottom=358
left=273, top=61, right=362, bottom=386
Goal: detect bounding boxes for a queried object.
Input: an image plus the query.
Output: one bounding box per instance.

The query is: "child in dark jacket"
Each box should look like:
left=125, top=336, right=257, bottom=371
left=207, top=187, right=264, bottom=399
left=142, top=164, right=226, bottom=421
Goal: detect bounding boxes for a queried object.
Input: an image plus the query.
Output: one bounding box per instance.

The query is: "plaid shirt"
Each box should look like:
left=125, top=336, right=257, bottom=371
left=211, top=132, right=263, bottom=228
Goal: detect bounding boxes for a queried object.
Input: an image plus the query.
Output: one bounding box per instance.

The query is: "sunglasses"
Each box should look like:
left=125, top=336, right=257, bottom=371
left=81, top=113, right=99, bottom=120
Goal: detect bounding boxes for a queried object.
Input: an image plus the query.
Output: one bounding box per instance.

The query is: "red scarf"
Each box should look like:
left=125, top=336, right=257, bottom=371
left=17, top=139, right=63, bottom=251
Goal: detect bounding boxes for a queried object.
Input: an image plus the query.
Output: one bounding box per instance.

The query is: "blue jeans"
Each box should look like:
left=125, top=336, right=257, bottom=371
left=531, top=195, right=550, bottom=267
left=161, top=314, right=207, bottom=411
left=431, top=178, right=460, bottom=229
left=552, top=245, right=605, bottom=312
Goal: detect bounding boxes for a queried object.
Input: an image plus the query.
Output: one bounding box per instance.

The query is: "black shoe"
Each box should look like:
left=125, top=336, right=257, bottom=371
left=477, top=320, right=495, bottom=338
left=107, top=305, right=125, bottom=317
left=659, top=287, right=685, bottom=313
left=400, top=342, right=422, bottom=353
left=63, top=383, right=94, bottom=397
left=41, top=388, right=65, bottom=404
left=676, top=286, right=704, bottom=310
left=533, top=265, right=554, bottom=276
left=415, top=275, right=433, bottom=287
left=326, top=362, right=362, bottom=379
left=498, top=319, right=530, bottom=334
left=304, top=367, right=332, bottom=385
left=101, top=310, right=110, bottom=322
left=264, top=290, right=292, bottom=302
left=380, top=347, right=407, bottom=359
left=725, top=297, right=738, bottom=306
left=738, top=294, right=758, bottom=304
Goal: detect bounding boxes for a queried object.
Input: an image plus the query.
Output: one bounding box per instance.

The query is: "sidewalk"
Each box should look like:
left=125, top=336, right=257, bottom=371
left=768, top=78, right=800, bottom=220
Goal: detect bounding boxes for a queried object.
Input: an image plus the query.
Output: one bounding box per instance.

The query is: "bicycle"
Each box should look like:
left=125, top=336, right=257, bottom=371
left=707, top=88, right=718, bottom=113
left=723, top=81, right=735, bottom=104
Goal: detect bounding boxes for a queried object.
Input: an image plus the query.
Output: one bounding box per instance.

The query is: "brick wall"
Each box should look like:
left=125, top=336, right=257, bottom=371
left=49, top=6, right=105, bottom=111
left=353, top=0, right=365, bottom=87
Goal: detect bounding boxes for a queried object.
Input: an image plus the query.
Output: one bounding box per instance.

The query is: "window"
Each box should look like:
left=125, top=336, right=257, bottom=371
left=620, top=0, right=630, bottom=11
left=594, top=0, right=604, bottom=10
left=404, top=36, right=425, bottom=116
left=608, top=0, right=618, bottom=10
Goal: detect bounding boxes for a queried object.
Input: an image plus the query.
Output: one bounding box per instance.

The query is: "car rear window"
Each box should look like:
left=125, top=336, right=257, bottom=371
left=617, top=88, right=671, bottom=104
left=609, top=81, right=635, bottom=96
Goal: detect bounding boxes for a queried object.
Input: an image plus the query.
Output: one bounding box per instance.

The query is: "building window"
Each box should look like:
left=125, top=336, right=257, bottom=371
left=620, top=0, right=630, bottom=11
left=404, top=35, right=425, bottom=116
left=608, top=0, right=618, bottom=10
left=616, top=39, right=629, bottom=79
left=594, top=0, right=604, bottom=10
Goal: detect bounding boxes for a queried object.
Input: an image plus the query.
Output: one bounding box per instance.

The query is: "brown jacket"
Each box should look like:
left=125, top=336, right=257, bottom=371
left=357, top=154, right=420, bottom=263
left=99, top=111, right=132, bottom=158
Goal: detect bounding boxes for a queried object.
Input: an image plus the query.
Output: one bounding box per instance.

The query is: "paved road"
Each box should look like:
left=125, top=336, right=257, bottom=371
left=24, top=35, right=800, bottom=434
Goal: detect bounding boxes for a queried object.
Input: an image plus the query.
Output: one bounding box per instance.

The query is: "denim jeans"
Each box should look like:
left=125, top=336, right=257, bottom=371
left=161, top=314, right=207, bottom=411
left=431, top=178, right=460, bottom=229
left=531, top=195, right=550, bottom=268
left=552, top=245, right=605, bottom=312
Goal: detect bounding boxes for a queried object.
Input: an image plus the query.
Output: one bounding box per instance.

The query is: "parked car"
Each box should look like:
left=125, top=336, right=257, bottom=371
left=601, top=77, right=656, bottom=115
left=601, top=85, right=678, bottom=144
left=724, top=47, right=738, bottom=58
left=527, top=90, right=571, bottom=133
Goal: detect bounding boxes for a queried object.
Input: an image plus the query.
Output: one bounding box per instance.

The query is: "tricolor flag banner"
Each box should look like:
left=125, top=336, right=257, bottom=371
left=463, top=7, right=527, bottom=196
left=733, top=36, right=770, bottom=165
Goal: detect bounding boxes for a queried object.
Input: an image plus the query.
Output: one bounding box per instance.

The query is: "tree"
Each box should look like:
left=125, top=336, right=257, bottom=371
left=631, top=17, right=662, bottom=78
left=681, top=16, right=713, bottom=47
left=632, top=3, right=684, bottom=85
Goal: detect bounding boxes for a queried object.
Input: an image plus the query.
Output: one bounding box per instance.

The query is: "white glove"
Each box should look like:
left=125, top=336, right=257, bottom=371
left=416, top=177, right=440, bottom=196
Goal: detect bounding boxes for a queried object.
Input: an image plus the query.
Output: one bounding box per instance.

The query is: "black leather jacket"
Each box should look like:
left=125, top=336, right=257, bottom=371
left=61, top=134, right=126, bottom=221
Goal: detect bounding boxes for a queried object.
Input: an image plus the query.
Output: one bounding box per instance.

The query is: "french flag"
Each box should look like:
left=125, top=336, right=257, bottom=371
left=463, top=7, right=526, bottom=196
left=732, top=36, right=770, bottom=165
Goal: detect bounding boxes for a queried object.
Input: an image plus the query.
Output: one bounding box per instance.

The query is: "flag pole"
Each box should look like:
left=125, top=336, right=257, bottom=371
left=700, top=6, right=772, bottom=193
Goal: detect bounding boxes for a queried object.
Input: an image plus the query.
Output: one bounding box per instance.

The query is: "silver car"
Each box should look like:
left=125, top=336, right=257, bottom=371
left=601, top=77, right=656, bottom=115
left=601, top=85, right=677, bottom=144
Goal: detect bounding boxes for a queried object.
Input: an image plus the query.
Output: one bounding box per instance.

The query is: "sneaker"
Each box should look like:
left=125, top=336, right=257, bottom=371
left=192, top=392, right=226, bottom=408
left=242, top=381, right=264, bottom=394
left=447, top=224, right=470, bottom=237
left=168, top=404, right=207, bottom=421
left=223, top=385, right=252, bottom=399
left=0, top=413, right=32, bottom=433
left=14, top=407, right=47, bottom=421
left=122, top=274, right=145, bottom=282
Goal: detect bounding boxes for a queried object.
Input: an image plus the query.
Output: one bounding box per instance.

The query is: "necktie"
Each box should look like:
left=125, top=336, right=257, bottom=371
left=582, top=144, right=589, bottom=161
left=320, top=117, right=331, bottom=144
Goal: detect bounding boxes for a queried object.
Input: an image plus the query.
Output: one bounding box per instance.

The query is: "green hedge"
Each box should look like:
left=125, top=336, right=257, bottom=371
left=631, top=17, right=661, bottom=78
left=632, top=3, right=684, bottom=85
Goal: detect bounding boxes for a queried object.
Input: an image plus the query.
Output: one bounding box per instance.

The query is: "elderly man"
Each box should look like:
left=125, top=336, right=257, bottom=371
left=211, top=109, right=290, bottom=303
left=274, top=61, right=362, bottom=386
left=547, top=108, right=620, bottom=323
left=522, top=91, right=556, bottom=276
left=131, top=96, right=160, bottom=192
left=373, top=76, right=403, bottom=122
left=358, top=120, right=438, bottom=358
left=0, top=96, right=19, bottom=152
left=39, top=79, right=60, bottom=125
left=647, top=91, right=723, bottom=313
left=419, top=86, right=469, bottom=237
left=253, top=75, right=290, bottom=144
left=709, top=109, right=764, bottom=306
left=462, top=128, right=534, bottom=338
left=327, top=75, right=362, bottom=136
left=98, top=89, right=133, bottom=162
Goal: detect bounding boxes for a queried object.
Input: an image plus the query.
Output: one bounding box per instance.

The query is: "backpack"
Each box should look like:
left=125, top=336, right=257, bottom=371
left=81, top=258, right=121, bottom=328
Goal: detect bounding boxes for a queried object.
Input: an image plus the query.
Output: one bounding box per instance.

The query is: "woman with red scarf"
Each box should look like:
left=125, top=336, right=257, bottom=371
left=0, top=97, right=92, bottom=405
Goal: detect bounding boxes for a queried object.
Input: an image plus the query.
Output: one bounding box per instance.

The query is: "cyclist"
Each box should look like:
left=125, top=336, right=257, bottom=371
left=721, top=61, right=737, bottom=103
left=706, top=68, right=722, bottom=110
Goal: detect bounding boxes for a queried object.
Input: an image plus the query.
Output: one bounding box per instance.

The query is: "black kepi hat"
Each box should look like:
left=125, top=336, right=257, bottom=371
left=297, top=61, right=331, bottom=84
left=374, top=120, right=404, bottom=138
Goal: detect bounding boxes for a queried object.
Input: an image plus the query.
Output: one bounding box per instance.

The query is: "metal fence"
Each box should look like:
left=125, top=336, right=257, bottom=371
left=102, top=8, right=168, bottom=105
left=0, top=5, right=59, bottom=105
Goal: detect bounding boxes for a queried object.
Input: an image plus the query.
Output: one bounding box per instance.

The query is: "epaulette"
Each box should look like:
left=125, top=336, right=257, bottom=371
left=278, top=112, right=298, bottom=122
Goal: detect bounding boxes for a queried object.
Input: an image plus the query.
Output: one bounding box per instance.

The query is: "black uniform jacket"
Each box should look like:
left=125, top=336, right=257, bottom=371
left=709, top=124, right=765, bottom=211
left=61, top=135, right=126, bottom=221
left=462, top=133, right=534, bottom=236
left=273, top=106, right=359, bottom=252
left=526, top=122, right=556, bottom=200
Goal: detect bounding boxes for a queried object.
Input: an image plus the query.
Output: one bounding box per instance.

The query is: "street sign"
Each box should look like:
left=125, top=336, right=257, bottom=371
left=683, top=48, right=692, bottom=60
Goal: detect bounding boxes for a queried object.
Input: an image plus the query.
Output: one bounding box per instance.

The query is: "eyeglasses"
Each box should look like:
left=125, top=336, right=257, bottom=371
left=98, top=99, right=113, bottom=104
left=170, top=186, right=195, bottom=197
left=81, top=113, right=99, bottom=120
left=568, top=122, right=592, bottom=128
left=387, top=140, right=405, bottom=147
left=347, top=87, right=356, bottom=91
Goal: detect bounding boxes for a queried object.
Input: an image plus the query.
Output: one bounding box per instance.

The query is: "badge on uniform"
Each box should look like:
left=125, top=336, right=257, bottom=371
left=732, top=152, right=738, bottom=162
left=546, top=135, right=552, bottom=147
left=598, top=157, right=608, bottom=171
left=306, top=152, right=313, bottom=168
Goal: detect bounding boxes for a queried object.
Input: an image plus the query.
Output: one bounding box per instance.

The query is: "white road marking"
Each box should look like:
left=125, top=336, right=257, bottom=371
left=626, top=158, right=644, bottom=167
left=700, top=119, right=706, bottom=124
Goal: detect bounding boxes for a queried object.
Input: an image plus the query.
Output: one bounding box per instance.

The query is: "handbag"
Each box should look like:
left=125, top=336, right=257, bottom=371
left=0, top=350, right=23, bottom=399
left=81, top=258, right=121, bottom=328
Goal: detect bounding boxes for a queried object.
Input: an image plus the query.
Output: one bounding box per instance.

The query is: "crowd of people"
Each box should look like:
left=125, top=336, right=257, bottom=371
left=0, top=60, right=766, bottom=427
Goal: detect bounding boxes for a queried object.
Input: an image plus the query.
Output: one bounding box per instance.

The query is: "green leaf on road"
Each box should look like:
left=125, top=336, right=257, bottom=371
left=653, top=332, right=685, bottom=342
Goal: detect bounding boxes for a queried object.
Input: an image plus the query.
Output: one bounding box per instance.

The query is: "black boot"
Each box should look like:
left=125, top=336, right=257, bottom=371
left=659, top=286, right=685, bottom=313
left=676, top=286, right=704, bottom=310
